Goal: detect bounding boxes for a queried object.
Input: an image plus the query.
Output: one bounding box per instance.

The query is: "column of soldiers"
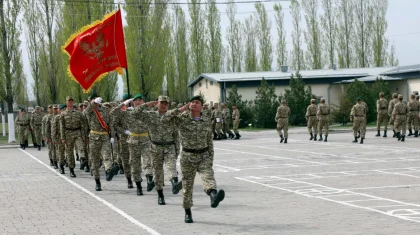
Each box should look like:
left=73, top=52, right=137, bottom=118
left=211, top=103, right=241, bottom=140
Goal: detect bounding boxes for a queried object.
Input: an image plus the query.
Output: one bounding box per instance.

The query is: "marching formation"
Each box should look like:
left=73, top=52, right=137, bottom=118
left=15, top=93, right=235, bottom=224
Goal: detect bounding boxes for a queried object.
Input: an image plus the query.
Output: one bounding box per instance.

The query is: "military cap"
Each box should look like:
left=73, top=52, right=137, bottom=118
left=66, top=96, right=74, bottom=101
left=83, top=101, right=89, bottom=106
left=35, top=106, right=40, bottom=109
left=158, top=95, right=169, bottom=102
left=379, top=92, right=384, bottom=96
left=392, top=93, right=398, bottom=98
left=53, top=104, right=58, bottom=109
left=59, top=104, right=67, bottom=110
left=398, top=94, right=403, bottom=99
left=78, top=103, right=83, bottom=107
left=356, top=97, right=362, bottom=101
left=122, top=93, right=132, bottom=101
left=133, top=94, right=143, bottom=100
left=310, top=99, right=316, bottom=103
left=189, top=95, right=204, bottom=104
left=281, top=99, right=287, bottom=104
left=88, top=91, right=98, bottom=100
left=48, top=104, right=53, bottom=108
left=320, top=98, right=326, bottom=102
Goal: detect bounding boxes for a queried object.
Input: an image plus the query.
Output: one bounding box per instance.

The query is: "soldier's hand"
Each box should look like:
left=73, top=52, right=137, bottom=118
left=61, top=139, right=66, bottom=144
left=146, top=101, right=159, bottom=107
left=179, top=103, right=190, bottom=112
left=125, top=130, right=131, bottom=135
left=123, top=98, right=134, bottom=106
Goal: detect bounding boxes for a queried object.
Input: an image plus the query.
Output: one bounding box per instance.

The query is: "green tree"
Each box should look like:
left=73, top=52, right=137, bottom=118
left=244, top=15, right=257, bottom=72
left=226, top=0, right=242, bottom=72
left=274, top=3, right=287, bottom=69
left=226, top=84, right=254, bottom=127
left=331, top=92, right=353, bottom=125
left=284, top=73, right=313, bottom=125
left=189, top=0, right=207, bottom=76
left=290, top=0, right=305, bottom=71
left=206, top=0, right=222, bottom=73
left=345, top=79, right=375, bottom=122
left=254, top=3, right=272, bottom=71
left=254, top=79, right=279, bottom=128
left=371, top=78, right=391, bottom=101
left=303, top=0, right=323, bottom=69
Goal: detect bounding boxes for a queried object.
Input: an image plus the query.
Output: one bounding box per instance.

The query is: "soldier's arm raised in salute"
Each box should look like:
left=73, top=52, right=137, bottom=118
left=131, top=100, right=159, bottom=122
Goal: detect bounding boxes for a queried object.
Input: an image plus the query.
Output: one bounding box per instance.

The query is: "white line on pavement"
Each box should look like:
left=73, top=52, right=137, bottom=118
left=20, top=149, right=161, bottom=235
left=345, top=184, right=420, bottom=191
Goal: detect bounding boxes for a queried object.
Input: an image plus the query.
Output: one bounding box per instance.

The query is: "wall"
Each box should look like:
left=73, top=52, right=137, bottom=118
left=407, top=78, right=420, bottom=96
left=192, top=78, right=221, bottom=103
left=389, top=80, right=408, bottom=100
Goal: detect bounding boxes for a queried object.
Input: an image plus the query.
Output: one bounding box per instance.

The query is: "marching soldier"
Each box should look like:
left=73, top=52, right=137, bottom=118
left=15, top=108, right=30, bottom=150
left=42, top=105, right=56, bottom=167
left=376, top=92, right=388, bottom=137
left=392, top=94, right=409, bottom=142
left=52, top=105, right=65, bottom=172
left=388, top=93, right=398, bottom=138
left=275, top=99, right=290, bottom=144
left=30, top=106, right=43, bottom=151
left=317, top=98, right=330, bottom=142
left=202, top=103, right=211, bottom=117
left=221, top=103, right=235, bottom=139
left=306, top=99, right=318, bottom=141
left=351, top=97, right=367, bottom=144
left=168, top=96, right=225, bottom=223
left=212, top=103, right=223, bottom=140
left=232, top=105, right=241, bottom=139
left=415, top=95, right=420, bottom=137
left=407, top=94, right=419, bottom=136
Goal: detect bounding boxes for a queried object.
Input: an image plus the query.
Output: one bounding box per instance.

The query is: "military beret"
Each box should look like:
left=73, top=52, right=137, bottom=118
left=158, top=95, right=169, bottom=102
left=88, top=91, right=98, bottom=100
left=83, top=101, right=89, bottom=106
left=52, top=105, right=58, bottom=109
left=78, top=103, right=83, bottom=107
left=189, top=95, right=204, bottom=104
left=122, top=93, right=132, bottom=101
left=59, top=104, right=67, bottom=110
left=398, top=94, right=403, bottom=99
left=133, top=94, right=143, bottom=101
left=66, top=96, right=74, bottom=101
left=48, top=104, right=53, bottom=108
left=356, top=97, right=362, bottom=101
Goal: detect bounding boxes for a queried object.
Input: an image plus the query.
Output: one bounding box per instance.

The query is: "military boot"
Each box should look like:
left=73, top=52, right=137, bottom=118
left=185, top=209, right=193, bottom=223
left=76, top=153, right=80, bottom=162
left=234, top=134, right=240, bottom=140
left=357, top=131, right=361, bottom=138
left=229, top=133, right=235, bottom=139
left=146, top=175, right=155, bottom=192
left=157, top=190, right=166, bottom=205
left=42, top=140, right=45, bottom=147
left=415, top=131, right=419, bottom=137
left=25, top=140, right=28, bottom=148
left=95, top=179, right=102, bottom=191
left=318, top=134, right=323, bottom=141
left=105, top=169, right=114, bottom=181
left=393, top=130, right=397, bottom=138
left=213, top=133, right=217, bottom=140
left=352, top=137, right=358, bottom=143
left=360, top=137, right=364, bottom=144
left=85, top=165, right=90, bottom=172
left=238, top=133, right=241, bottom=139
left=215, top=134, right=221, bottom=140
left=136, top=182, right=143, bottom=196
left=80, top=158, right=87, bottom=170
left=313, top=135, right=317, bottom=141
left=49, top=159, right=54, bottom=166
left=324, top=135, right=328, bottom=142
left=309, top=133, right=314, bottom=140
left=119, top=165, right=124, bottom=175
left=397, top=132, right=402, bottom=141
left=38, top=145, right=41, bottom=151
left=284, top=138, right=288, bottom=144
left=210, top=189, right=225, bottom=208
left=375, top=130, right=380, bottom=137
left=401, top=135, right=406, bottom=142
left=127, top=177, right=134, bottom=189
left=383, top=131, right=387, bottom=137
left=59, top=164, right=65, bottom=174
left=221, top=134, right=227, bottom=140
left=408, top=129, right=413, bottom=136
left=54, top=161, right=58, bottom=169
left=69, top=168, right=76, bottom=178
left=171, top=177, right=182, bottom=194
left=280, top=135, right=284, bottom=143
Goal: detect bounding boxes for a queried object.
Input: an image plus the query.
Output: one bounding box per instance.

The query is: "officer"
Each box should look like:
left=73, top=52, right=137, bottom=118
left=15, top=108, right=30, bottom=149
left=317, top=98, right=330, bottom=142
left=275, top=99, right=290, bottom=144
left=376, top=92, right=388, bottom=137
left=306, top=99, right=318, bottom=141
left=351, top=97, right=367, bottom=144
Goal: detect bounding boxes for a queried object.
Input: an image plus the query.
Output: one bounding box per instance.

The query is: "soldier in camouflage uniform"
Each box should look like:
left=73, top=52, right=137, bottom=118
left=317, top=98, right=330, bottom=142
left=42, top=105, right=57, bottom=167
left=351, top=97, right=367, bottom=144
left=306, top=99, right=318, bottom=141
left=202, top=103, right=211, bottom=117
left=392, top=94, right=409, bottom=142
left=15, top=108, right=30, bottom=149
left=275, top=99, right=290, bottom=144
left=407, top=94, right=419, bottom=137
left=130, top=96, right=181, bottom=205
left=212, top=103, right=223, bottom=140
left=388, top=93, right=398, bottom=138
left=53, top=105, right=66, bottom=173
left=221, top=104, right=235, bottom=139
left=415, top=95, right=420, bottom=137
left=376, top=92, right=389, bottom=137
left=60, top=96, right=87, bottom=178
left=166, top=96, right=225, bottom=223
left=232, top=106, right=241, bottom=139
left=30, top=106, right=43, bottom=151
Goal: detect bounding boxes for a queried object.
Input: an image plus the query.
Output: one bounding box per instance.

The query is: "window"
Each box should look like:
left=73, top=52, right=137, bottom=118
left=210, top=81, right=214, bottom=85
left=199, top=82, right=202, bottom=87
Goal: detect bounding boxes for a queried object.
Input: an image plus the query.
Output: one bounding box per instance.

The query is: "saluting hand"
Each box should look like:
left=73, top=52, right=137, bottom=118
left=146, top=101, right=159, bottom=107
left=123, top=98, right=134, bottom=106
left=179, top=103, right=190, bottom=113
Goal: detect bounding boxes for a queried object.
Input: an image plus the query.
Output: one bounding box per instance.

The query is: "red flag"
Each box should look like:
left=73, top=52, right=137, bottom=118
left=62, top=9, right=127, bottom=92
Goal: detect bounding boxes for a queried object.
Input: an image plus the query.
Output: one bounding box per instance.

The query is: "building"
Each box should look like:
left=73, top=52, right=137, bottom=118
left=188, top=64, right=420, bottom=106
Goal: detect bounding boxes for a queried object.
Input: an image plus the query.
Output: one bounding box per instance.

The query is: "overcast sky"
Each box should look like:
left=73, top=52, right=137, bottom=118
left=20, top=0, right=420, bottom=100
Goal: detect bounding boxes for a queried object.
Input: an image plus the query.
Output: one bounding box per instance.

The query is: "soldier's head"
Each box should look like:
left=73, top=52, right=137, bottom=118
left=48, top=105, right=53, bottom=114
left=133, top=94, right=144, bottom=107
left=232, top=105, right=237, bottom=110
left=52, top=105, right=58, bottom=114
left=392, top=93, right=398, bottom=99
left=214, top=103, right=219, bottom=108
left=411, top=94, right=415, bottom=99
left=398, top=94, right=403, bottom=101
left=59, top=104, right=67, bottom=113
left=356, top=97, right=362, bottom=103
left=88, top=92, right=98, bottom=102
left=19, top=108, right=25, bottom=115
left=311, top=99, right=316, bottom=104
left=416, top=95, right=419, bottom=101
left=189, top=95, right=204, bottom=112
left=78, top=103, right=84, bottom=112
left=379, top=92, right=384, bottom=98
left=122, top=93, right=132, bottom=102
left=221, top=103, right=226, bottom=109
left=66, top=96, right=74, bottom=109
left=281, top=99, right=287, bottom=105
left=157, top=95, right=170, bottom=113
left=35, top=106, right=41, bottom=114
left=320, top=98, right=326, bottom=104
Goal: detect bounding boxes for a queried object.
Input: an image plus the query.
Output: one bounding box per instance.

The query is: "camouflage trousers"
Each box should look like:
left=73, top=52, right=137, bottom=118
left=151, top=144, right=177, bottom=191
left=64, top=130, right=85, bottom=169
left=211, top=121, right=216, bottom=134
left=307, top=116, right=318, bottom=135
left=377, top=110, right=388, bottom=131
left=18, top=126, right=29, bottom=144
left=215, top=122, right=223, bottom=134
left=180, top=151, right=217, bottom=209
left=276, top=118, right=288, bottom=138
left=233, top=120, right=240, bottom=134
left=48, top=140, right=56, bottom=161
left=407, top=112, right=419, bottom=131
left=395, top=115, right=407, bottom=136
left=353, top=117, right=366, bottom=138
left=90, top=133, right=112, bottom=180
left=223, top=121, right=233, bottom=135
left=33, top=126, right=42, bottom=145
left=118, top=135, right=131, bottom=178
left=389, top=114, right=395, bottom=130
left=318, top=117, right=329, bottom=135
left=127, top=136, right=152, bottom=182
left=54, top=140, right=65, bottom=164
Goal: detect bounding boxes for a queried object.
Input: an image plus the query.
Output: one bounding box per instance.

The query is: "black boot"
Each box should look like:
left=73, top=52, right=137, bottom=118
left=415, top=131, right=419, bottom=137
left=314, top=135, right=317, bottom=141
left=393, top=130, right=397, bottom=138
left=238, top=133, right=241, bottom=139
left=38, top=145, right=41, bottom=151
left=210, top=189, right=225, bottom=208
left=234, top=133, right=240, bottom=140
left=357, top=131, right=361, bottom=138
left=157, top=190, right=166, bottom=205
left=280, top=135, right=284, bottom=143
left=171, top=177, right=182, bottom=194
left=352, top=137, right=358, bottom=143
left=221, top=134, right=227, bottom=139
left=146, top=175, right=155, bottom=192
left=375, top=130, right=380, bottom=137
left=80, top=158, right=87, bottom=170
left=42, top=140, right=45, bottom=147
left=59, top=164, right=65, bottom=174
left=360, top=137, right=364, bottom=144
left=401, top=135, right=406, bottom=142
left=215, top=134, right=221, bottom=140
left=25, top=140, right=28, bottom=148
left=230, top=133, right=235, bottom=139
left=383, top=131, right=387, bottom=138
left=49, top=159, right=54, bottom=166
left=69, top=168, right=76, bottom=178
left=284, top=138, right=288, bottom=144
left=309, top=133, right=314, bottom=140
left=85, top=165, right=90, bottom=172
left=324, top=135, right=328, bottom=142
left=95, top=179, right=102, bottom=191
left=318, top=134, right=323, bottom=141
left=397, top=132, right=401, bottom=141
left=127, top=177, right=134, bottom=189
left=213, top=133, right=217, bottom=140
left=54, top=161, right=58, bottom=169
left=185, top=209, right=193, bottom=223
left=408, top=129, right=413, bottom=136
left=105, top=169, right=114, bottom=181
left=76, top=153, right=80, bottom=161
left=136, top=182, right=143, bottom=195
left=119, top=165, right=124, bottom=174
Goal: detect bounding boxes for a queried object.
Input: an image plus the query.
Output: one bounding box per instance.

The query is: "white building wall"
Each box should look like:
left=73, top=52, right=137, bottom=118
left=192, top=79, right=221, bottom=104
left=407, top=78, right=420, bottom=96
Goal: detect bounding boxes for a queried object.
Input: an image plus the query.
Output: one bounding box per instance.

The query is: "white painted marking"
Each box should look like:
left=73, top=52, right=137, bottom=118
left=213, top=164, right=241, bottom=172
left=20, top=149, right=161, bottom=235
left=346, top=184, right=420, bottom=191
left=343, top=199, right=382, bottom=203
left=375, top=170, right=420, bottom=180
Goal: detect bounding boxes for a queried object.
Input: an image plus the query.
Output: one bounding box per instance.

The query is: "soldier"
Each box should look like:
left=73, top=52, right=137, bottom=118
left=388, top=93, right=398, bottom=138
left=52, top=105, right=65, bottom=171
left=42, top=105, right=56, bottom=167
left=232, top=105, right=241, bottom=140
left=78, top=103, right=84, bottom=112
left=221, top=103, right=235, bottom=139
left=15, top=108, right=30, bottom=150
left=30, top=106, right=43, bottom=151
left=275, top=99, right=290, bottom=144
left=415, top=95, right=420, bottom=137
left=392, top=94, right=409, bottom=142
left=167, top=96, right=225, bottom=223
left=376, top=92, right=389, bottom=137
left=358, top=99, right=368, bottom=138
left=317, top=98, right=330, bottom=142
left=202, top=103, right=211, bottom=117
left=407, top=94, right=419, bottom=136
left=211, top=106, right=216, bottom=138
left=351, top=97, right=367, bottom=144
left=211, top=103, right=223, bottom=140
left=130, top=95, right=182, bottom=205
left=60, top=96, right=87, bottom=178
left=306, top=99, right=318, bottom=141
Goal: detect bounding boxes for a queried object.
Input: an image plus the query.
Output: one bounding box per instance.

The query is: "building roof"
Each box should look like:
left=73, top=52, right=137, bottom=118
left=381, top=64, right=420, bottom=75
left=188, top=66, right=400, bottom=87
left=336, top=75, right=403, bottom=84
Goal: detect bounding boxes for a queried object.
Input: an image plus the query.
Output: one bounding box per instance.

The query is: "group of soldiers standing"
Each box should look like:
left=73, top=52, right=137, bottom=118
left=17, top=93, right=228, bottom=223
left=14, top=106, right=46, bottom=151
left=209, top=103, right=241, bottom=140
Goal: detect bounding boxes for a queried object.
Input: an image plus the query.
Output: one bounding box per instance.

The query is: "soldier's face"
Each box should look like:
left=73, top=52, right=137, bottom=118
left=67, top=99, right=74, bottom=108
left=232, top=106, right=236, bottom=110
left=35, top=109, right=40, bottom=114
left=53, top=109, right=58, bottom=114
left=189, top=100, right=202, bottom=112
left=79, top=106, right=84, bottom=111
left=48, top=108, right=53, bottom=113
left=158, top=101, right=169, bottom=112
left=133, top=99, right=143, bottom=107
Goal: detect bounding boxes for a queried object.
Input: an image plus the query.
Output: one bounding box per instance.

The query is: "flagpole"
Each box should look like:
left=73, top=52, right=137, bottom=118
left=126, top=69, right=131, bottom=97
left=118, top=2, right=130, bottom=97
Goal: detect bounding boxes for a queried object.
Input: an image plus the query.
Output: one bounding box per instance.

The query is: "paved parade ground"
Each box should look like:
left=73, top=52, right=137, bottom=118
left=1, top=128, right=420, bottom=234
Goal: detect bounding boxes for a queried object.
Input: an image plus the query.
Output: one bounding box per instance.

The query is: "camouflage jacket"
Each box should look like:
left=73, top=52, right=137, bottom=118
left=232, top=109, right=240, bottom=121
left=30, top=112, right=43, bottom=129
left=221, top=108, right=230, bottom=123
left=392, top=102, right=409, bottom=117
left=110, top=104, right=130, bottom=137
left=42, top=114, right=54, bottom=139
left=275, top=105, right=291, bottom=122
left=60, top=108, right=88, bottom=140
left=15, top=114, right=30, bottom=127
left=305, top=104, right=318, bottom=118
left=388, top=98, right=398, bottom=116
left=51, top=114, right=61, bottom=141
left=211, top=108, right=223, bottom=123
left=350, top=103, right=366, bottom=118
left=202, top=108, right=212, bottom=118
left=377, top=98, right=388, bottom=112
left=317, top=104, right=330, bottom=117
left=408, top=99, right=420, bottom=113
left=84, top=103, right=111, bottom=134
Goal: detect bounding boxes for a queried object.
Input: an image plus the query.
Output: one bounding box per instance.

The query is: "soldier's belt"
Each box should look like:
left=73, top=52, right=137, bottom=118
left=354, top=115, right=364, bottom=117
left=129, top=132, right=149, bottom=137
left=380, top=108, right=387, bottom=110
left=151, top=140, right=174, bottom=146
left=278, top=116, right=288, bottom=118
left=35, top=124, right=42, bottom=126
left=410, top=109, right=418, bottom=111
left=90, top=130, right=108, bottom=135
left=66, top=128, right=81, bottom=131
left=183, top=147, right=209, bottom=154
left=19, top=124, right=29, bottom=126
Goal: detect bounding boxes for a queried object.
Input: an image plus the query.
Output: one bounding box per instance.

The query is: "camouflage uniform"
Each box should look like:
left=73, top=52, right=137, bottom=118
left=275, top=102, right=290, bottom=141
left=376, top=97, right=389, bottom=132
left=351, top=102, right=367, bottom=140
left=15, top=112, right=30, bottom=145
left=42, top=107, right=56, bottom=164
left=305, top=102, right=318, bottom=138
left=407, top=96, right=419, bottom=135
left=388, top=95, right=398, bottom=133
left=232, top=108, right=240, bottom=137
left=221, top=107, right=234, bottom=138
left=52, top=108, right=65, bottom=168
left=30, top=109, right=43, bottom=147
left=317, top=102, right=330, bottom=138
left=392, top=96, right=409, bottom=140
left=211, top=105, right=223, bottom=138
